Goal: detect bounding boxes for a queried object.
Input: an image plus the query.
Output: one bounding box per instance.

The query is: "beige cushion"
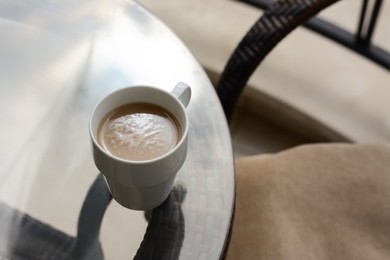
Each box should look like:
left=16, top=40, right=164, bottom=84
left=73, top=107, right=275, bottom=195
left=226, top=143, right=390, bottom=260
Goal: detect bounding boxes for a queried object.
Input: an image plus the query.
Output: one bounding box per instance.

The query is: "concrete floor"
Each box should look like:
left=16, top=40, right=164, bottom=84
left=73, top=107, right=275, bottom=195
left=138, top=0, right=390, bottom=156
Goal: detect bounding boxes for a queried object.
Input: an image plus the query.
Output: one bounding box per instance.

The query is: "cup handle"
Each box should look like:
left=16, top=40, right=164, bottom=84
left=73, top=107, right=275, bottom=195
left=171, top=82, right=191, bottom=108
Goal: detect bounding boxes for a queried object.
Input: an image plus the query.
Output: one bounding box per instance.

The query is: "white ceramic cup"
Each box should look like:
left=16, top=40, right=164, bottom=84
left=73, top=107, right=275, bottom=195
left=89, top=82, right=191, bottom=210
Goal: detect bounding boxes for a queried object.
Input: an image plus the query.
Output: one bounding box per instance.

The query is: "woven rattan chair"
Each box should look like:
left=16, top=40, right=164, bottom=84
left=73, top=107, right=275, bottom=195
left=216, top=0, right=390, bottom=259
left=217, top=0, right=341, bottom=121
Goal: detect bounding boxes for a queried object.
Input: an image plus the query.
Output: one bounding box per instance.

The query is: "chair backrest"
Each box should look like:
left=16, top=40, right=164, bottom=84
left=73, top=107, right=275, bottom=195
left=238, top=0, right=390, bottom=71
left=216, top=0, right=342, bottom=122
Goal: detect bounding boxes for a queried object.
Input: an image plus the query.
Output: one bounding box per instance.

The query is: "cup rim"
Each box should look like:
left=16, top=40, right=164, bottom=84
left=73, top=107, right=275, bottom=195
left=89, top=85, right=189, bottom=165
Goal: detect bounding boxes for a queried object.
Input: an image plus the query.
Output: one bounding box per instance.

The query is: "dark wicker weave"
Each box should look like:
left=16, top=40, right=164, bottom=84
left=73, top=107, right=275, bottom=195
left=216, top=0, right=341, bottom=121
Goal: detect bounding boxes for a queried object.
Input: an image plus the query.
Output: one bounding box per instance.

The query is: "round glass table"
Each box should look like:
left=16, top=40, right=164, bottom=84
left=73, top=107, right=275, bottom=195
left=0, top=0, right=234, bottom=259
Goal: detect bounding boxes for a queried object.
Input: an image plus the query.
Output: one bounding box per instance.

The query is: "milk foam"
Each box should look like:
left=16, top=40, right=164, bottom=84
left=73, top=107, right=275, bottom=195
left=99, top=105, right=179, bottom=161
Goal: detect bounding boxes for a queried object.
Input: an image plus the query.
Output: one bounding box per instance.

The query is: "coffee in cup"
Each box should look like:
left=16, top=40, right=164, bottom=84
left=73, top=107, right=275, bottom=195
left=97, top=102, right=181, bottom=161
